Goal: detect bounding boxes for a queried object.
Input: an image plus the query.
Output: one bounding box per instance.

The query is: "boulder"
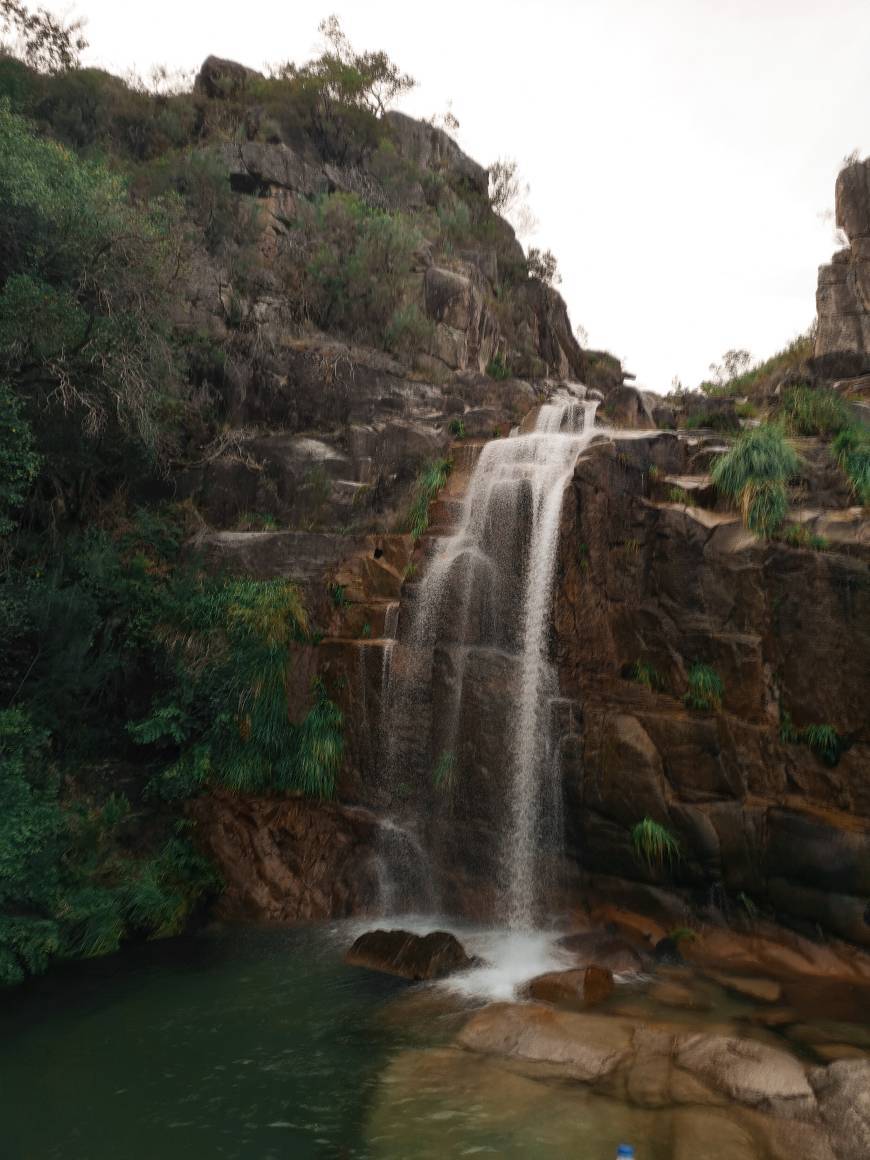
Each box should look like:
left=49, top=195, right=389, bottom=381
left=384, top=110, right=488, bottom=195
left=674, top=1034, right=816, bottom=1119
left=601, top=384, right=656, bottom=429
left=194, top=54, right=262, bottom=99
left=556, top=930, right=646, bottom=973
left=457, top=1002, right=634, bottom=1082
left=345, top=929, right=474, bottom=980
left=525, top=965, right=615, bottom=1007
left=810, top=1059, right=870, bottom=1160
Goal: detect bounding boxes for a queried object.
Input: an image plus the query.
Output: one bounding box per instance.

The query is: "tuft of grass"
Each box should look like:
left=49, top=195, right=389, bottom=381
left=433, top=750, right=457, bottom=791
left=407, top=457, right=452, bottom=540
left=779, top=386, right=851, bottom=438
left=779, top=709, right=799, bottom=744
left=668, top=485, right=695, bottom=506
left=711, top=424, right=798, bottom=536
left=833, top=424, right=870, bottom=505
left=802, top=723, right=841, bottom=766
left=735, top=400, right=759, bottom=419
left=632, top=818, right=681, bottom=870
left=669, top=927, right=697, bottom=945
left=328, top=582, right=348, bottom=608
left=648, top=465, right=662, bottom=481
left=630, top=660, right=665, bottom=692
left=448, top=416, right=466, bottom=439
left=781, top=524, right=829, bottom=551
left=361, top=622, right=371, bottom=638
left=235, top=511, right=279, bottom=531
left=684, top=663, right=723, bottom=711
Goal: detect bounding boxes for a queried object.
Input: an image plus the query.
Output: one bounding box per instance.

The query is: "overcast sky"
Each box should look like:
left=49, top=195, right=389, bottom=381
left=51, top=0, right=869, bottom=391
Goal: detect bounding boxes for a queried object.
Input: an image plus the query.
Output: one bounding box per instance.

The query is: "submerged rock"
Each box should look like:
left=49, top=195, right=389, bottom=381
left=345, top=929, right=474, bottom=981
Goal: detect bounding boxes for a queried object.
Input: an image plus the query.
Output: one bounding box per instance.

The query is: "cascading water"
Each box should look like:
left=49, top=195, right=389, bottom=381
left=381, top=391, right=604, bottom=930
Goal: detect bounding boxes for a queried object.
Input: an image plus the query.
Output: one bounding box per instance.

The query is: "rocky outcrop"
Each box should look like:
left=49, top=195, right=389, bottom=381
left=189, top=791, right=381, bottom=921
left=554, top=430, right=870, bottom=945
left=345, top=928, right=474, bottom=979
left=815, top=157, right=870, bottom=372
left=383, top=110, right=488, bottom=195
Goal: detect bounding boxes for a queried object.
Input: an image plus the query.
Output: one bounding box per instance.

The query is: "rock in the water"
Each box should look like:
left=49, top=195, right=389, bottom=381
left=810, top=1059, right=870, bottom=1160
left=674, top=1033, right=816, bottom=1119
left=556, top=930, right=645, bottom=973
left=345, top=929, right=474, bottom=981
left=457, top=1002, right=634, bottom=1082
left=525, top=965, right=615, bottom=1007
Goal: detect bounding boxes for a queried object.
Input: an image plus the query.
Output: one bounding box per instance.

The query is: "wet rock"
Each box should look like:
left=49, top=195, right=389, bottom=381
left=457, top=1002, right=634, bottom=1082
left=674, top=1034, right=817, bottom=1119
left=648, top=978, right=713, bottom=1012
left=654, top=936, right=685, bottom=965
left=556, top=930, right=645, bottom=973
left=810, top=1059, right=870, bottom=1160
left=708, top=973, right=783, bottom=1004
left=345, top=929, right=474, bottom=981
left=601, top=384, right=656, bottom=429
left=525, top=965, right=615, bottom=1007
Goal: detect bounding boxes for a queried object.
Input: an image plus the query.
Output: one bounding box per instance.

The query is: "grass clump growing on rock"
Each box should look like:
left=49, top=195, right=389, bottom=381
left=780, top=524, right=829, bottom=551
left=632, top=818, right=681, bottom=870
left=711, top=424, right=798, bottom=536
left=684, top=663, right=723, bottom=711
left=802, top=723, right=842, bottom=766
left=833, top=424, right=870, bottom=506
left=630, top=660, right=665, bottom=692
left=779, top=386, right=851, bottom=438
left=407, top=457, right=452, bottom=539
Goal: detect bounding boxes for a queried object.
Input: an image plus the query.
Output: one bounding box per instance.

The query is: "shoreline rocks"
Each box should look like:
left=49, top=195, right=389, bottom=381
left=345, top=928, right=475, bottom=980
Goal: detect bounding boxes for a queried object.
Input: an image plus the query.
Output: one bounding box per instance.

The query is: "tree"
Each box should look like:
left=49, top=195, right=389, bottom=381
left=0, top=103, right=181, bottom=518
left=0, top=0, right=86, bottom=73
left=272, top=15, right=414, bottom=162
left=527, top=246, right=561, bottom=286
left=708, top=348, right=753, bottom=387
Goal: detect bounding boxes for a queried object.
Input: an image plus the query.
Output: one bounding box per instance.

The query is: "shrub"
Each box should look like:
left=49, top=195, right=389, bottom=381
left=833, top=424, right=870, bottom=505
left=684, top=663, right=723, bottom=711
left=0, top=381, right=39, bottom=535
left=631, top=817, right=681, bottom=870
left=711, top=424, right=798, bottom=536
left=779, top=386, right=851, bottom=437
left=486, top=353, right=512, bottom=381
left=407, top=457, right=452, bottom=539
left=383, top=303, right=434, bottom=358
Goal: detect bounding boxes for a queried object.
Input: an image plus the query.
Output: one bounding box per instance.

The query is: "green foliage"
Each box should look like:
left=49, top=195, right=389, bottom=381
left=287, top=193, right=423, bottom=348
left=700, top=330, right=814, bottom=398
left=684, top=663, right=723, bottom=712
left=0, top=706, right=216, bottom=986
left=711, top=424, right=798, bottom=536
left=0, top=102, right=181, bottom=521
left=779, top=386, right=851, bottom=437
left=486, top=353, right=512, bottom=381
left=433, top=750, right=457, bottom=792
left=802, top=723, right=841, bottom=766
left=0, top=381, right=39, bottom=534
left=684, top=409, right=738, bottom=433
left=779, top=709, right=799, bottom=744
left=630, top=660, right=665, bottom=692
left=780, top=524, right=829, bottom=551
left=329, top=582, right=348, bottom=608
left=631, top=817, right=681, bottom=870
left=668, top=926, right=697, bottom=944
left=833, top=424, right=870, bottom=505
left=407, top=457, right=452, bottom=539
left=667, top=485, right=695, bottom=506
left=448, top=416, right=466, bottom=439
left=271, top=15, right=413, bottom=163
left=235, top=511, right=278, bottom=531
left=0, top=0, right=86, bottom=73
left=383, top=303, right=434, bottom=358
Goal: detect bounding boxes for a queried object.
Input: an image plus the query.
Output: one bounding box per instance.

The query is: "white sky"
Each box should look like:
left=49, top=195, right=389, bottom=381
left=50, top=0, right=869, bottom=391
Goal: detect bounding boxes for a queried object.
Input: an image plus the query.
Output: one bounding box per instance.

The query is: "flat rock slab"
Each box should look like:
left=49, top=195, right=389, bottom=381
left=345, top=929, right=474, bottom=981
left=675, top=1033, right=816, bottom=1119
left=457, top=1002, right=634, bottom=1082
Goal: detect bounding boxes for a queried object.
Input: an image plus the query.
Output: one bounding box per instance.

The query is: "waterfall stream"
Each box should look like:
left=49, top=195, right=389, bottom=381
left=380, top=391, right=604, bottom=929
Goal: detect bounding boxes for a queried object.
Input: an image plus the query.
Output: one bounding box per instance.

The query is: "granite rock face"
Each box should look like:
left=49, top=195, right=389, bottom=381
left=815, top=157, right=870, bottom=369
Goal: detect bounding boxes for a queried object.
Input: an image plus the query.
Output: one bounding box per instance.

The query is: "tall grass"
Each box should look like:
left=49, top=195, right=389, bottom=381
left=631, top=818, right=681, bottom=870
left=684, top=663, right=724, bottom=711
left=407, top=457, right=452, bottom=539
left=711, top=424, right=798, bottom=535
left=833, top=424, right=870, bottom=505
left=779, top=387, right=851, bottom=437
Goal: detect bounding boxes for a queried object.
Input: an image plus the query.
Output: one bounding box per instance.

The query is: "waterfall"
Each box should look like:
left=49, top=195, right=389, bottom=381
left=381, top=392, right=603, bottom=928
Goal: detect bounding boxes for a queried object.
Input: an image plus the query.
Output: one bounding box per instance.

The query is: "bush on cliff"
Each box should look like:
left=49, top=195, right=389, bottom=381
left=711, top=424, right=798, bottom=535
left=833, top=423, right=870, bottom=505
